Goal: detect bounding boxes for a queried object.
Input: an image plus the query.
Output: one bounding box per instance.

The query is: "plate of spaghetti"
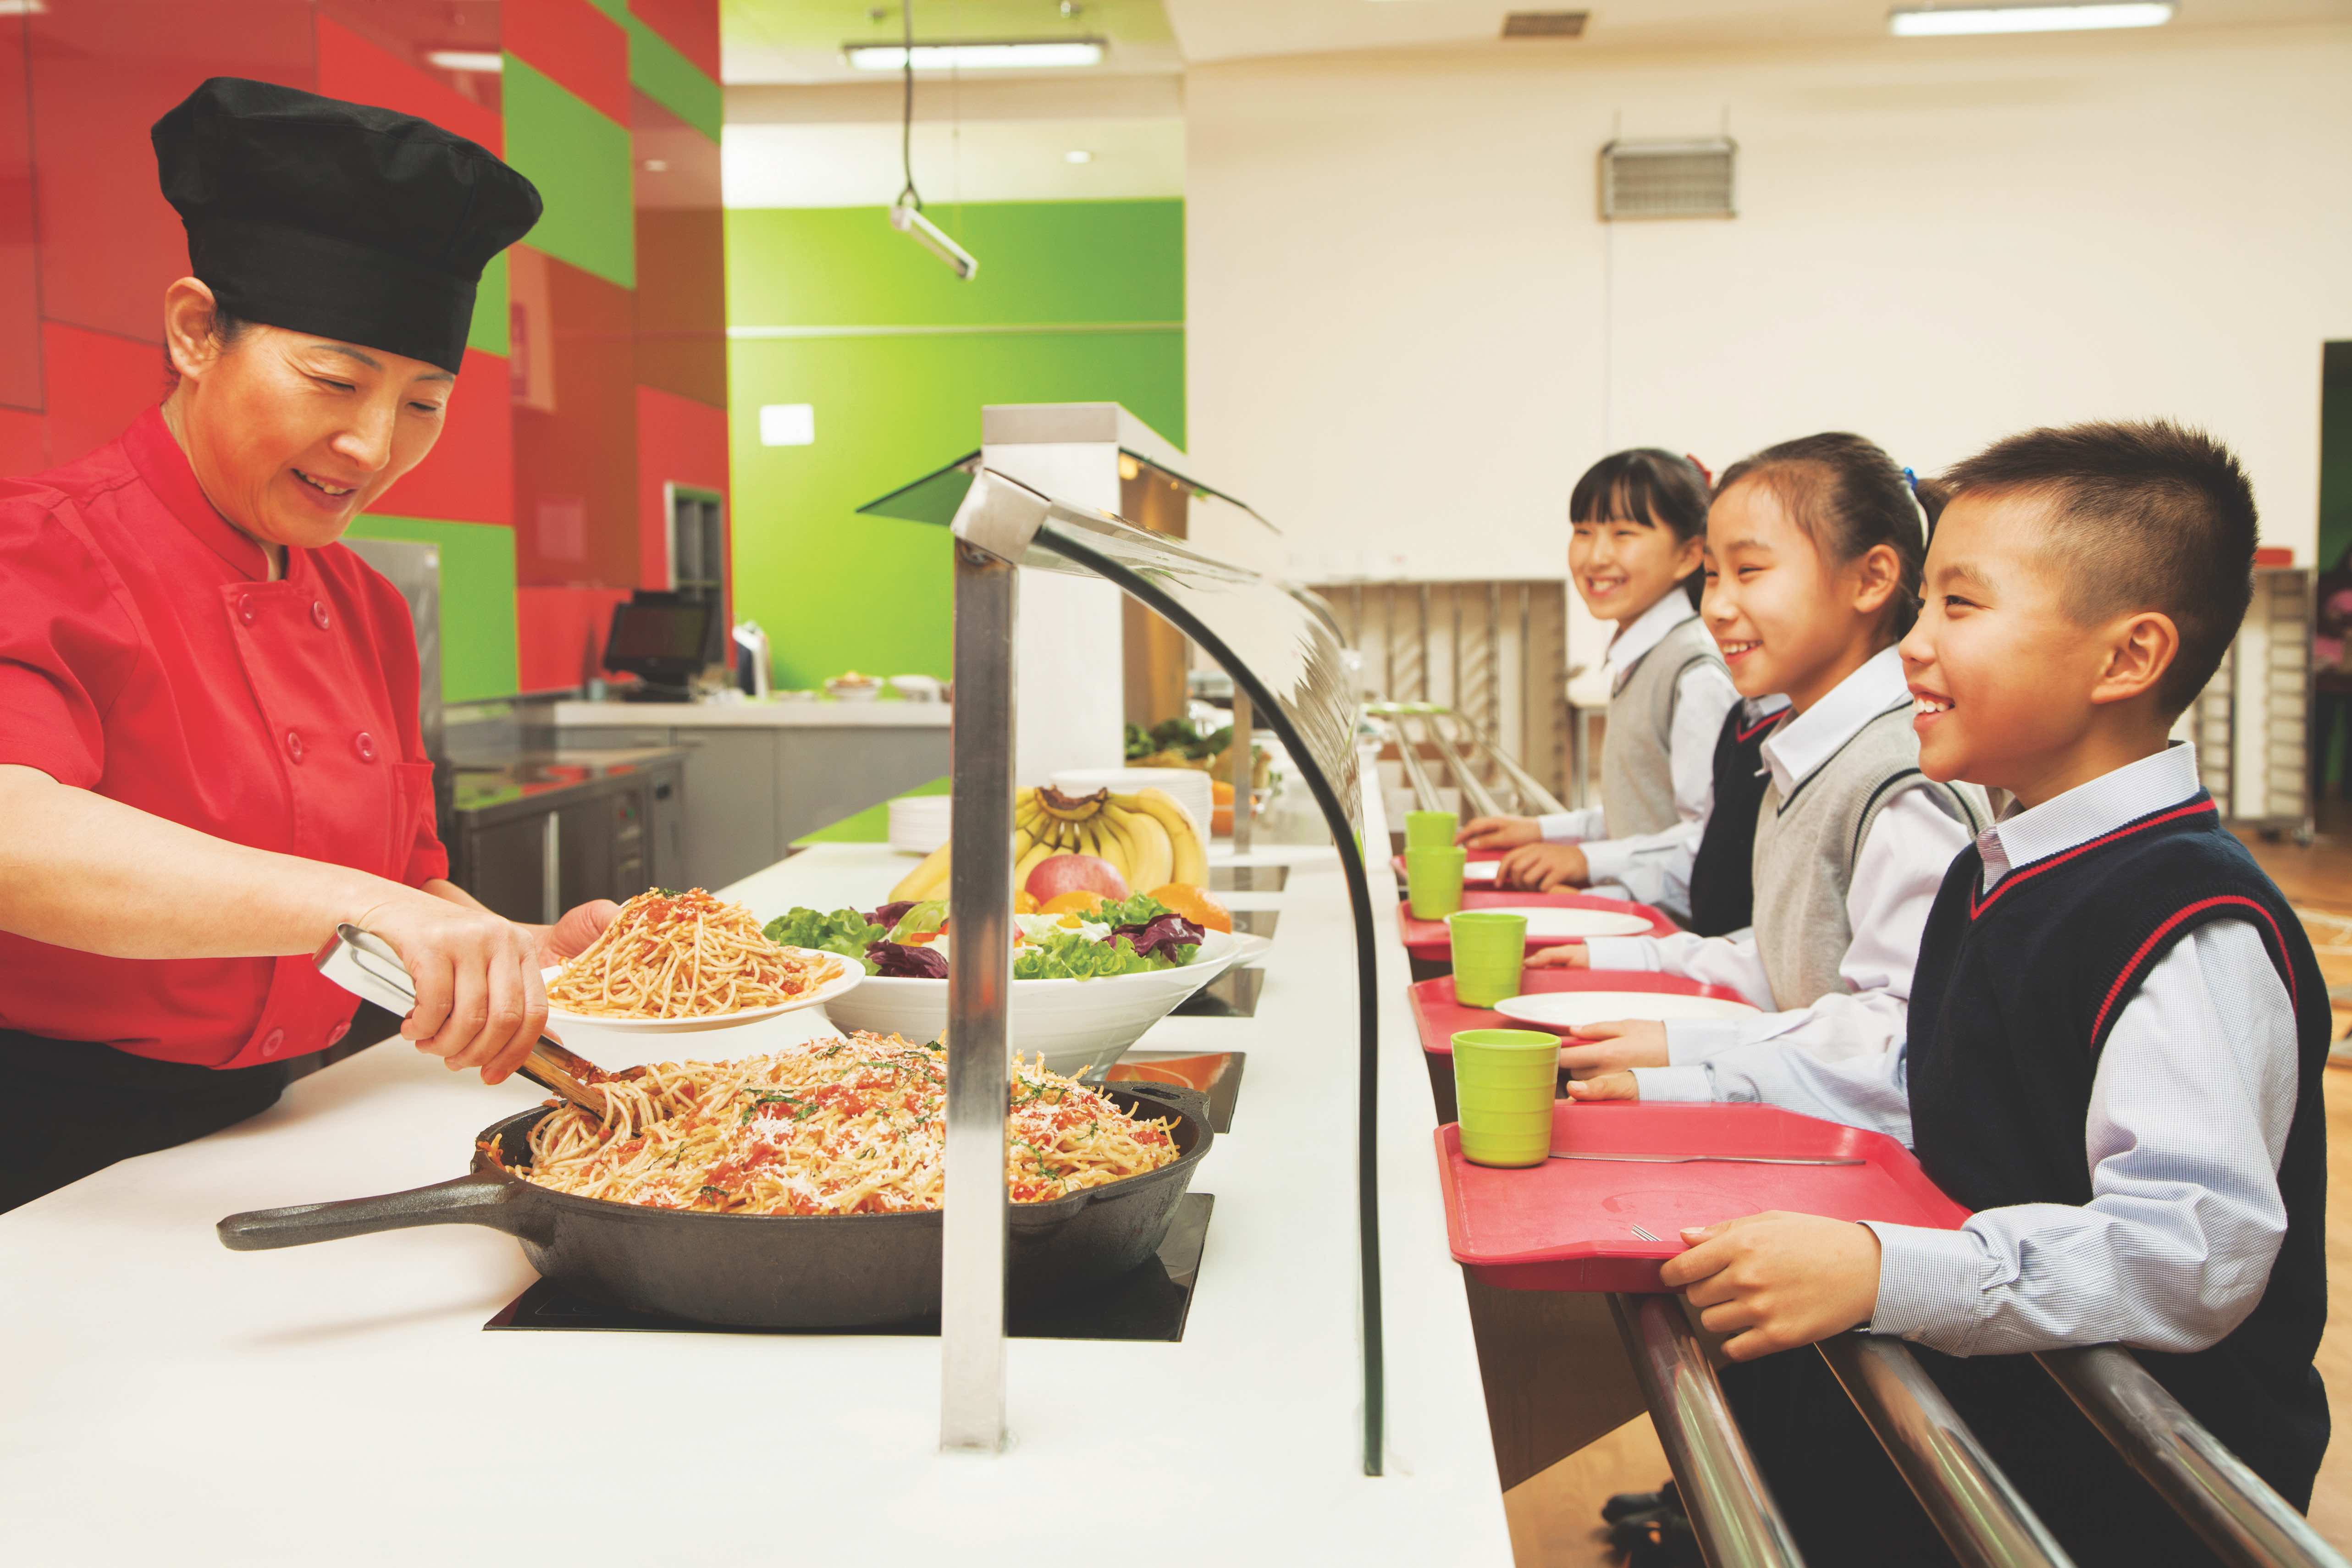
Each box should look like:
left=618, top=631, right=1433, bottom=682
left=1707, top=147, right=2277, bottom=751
left=500, top=1032, right=1182, bottom=1214
left=544, top=888, right=861, bottom=1030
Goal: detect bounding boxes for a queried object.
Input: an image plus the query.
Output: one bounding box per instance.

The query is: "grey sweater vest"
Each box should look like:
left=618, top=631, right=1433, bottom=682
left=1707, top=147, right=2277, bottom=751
left=1601, top=614, right=1724, bottom=841
left=1750, top=702, right=1988, bottom=1010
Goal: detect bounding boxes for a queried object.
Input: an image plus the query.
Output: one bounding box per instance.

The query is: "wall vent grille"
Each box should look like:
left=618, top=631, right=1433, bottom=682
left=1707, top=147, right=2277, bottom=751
left=1600, top=138, right=1737, bottom=220
left=1501, top=11, right=1588, bottom=37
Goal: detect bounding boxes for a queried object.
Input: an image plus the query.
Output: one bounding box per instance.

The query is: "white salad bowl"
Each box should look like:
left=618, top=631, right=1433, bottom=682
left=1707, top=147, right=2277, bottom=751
left=824, top=929, right=1271, bottom=1079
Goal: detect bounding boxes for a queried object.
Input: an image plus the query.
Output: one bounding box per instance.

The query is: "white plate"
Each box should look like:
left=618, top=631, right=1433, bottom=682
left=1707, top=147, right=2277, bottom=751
left=1462, top=861, right=1502, bottom=883
left=1445, top=905, right=1654, bottom=939
left=1492, top=991, right=1759, bottom=1030
left=541, top=947, right=865, bottom=1032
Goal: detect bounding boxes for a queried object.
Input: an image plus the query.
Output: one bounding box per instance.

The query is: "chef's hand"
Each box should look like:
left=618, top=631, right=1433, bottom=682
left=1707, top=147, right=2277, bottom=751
left=1660, top=1212, right=1883, bottom=1362
left=357, top=888, right=548, bottom=1086
left=1558, top=1019, right=1668, bottom=1076
left=1498, top=843, right=1589, bottom=892
left=536, top=900, right=620, bottom=968
left=1526, top=941, right=1590, bottom=969
left=1458, top=815, right=1540, bottom=851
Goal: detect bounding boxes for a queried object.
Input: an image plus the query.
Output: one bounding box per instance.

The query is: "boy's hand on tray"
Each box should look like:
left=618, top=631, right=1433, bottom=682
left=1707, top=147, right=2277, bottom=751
left=1558, top=1019, right=1667, bottom=1074
left=1458, top=815, right=1541, bottom=850
left=1564, top=1071, right=1639, bottom=1101
left=1662, top=1212, right=1883, bottom=1361
left=1496, top=843, right=1589, bottom=891
left=1526, top=942, right=1590, bottom=969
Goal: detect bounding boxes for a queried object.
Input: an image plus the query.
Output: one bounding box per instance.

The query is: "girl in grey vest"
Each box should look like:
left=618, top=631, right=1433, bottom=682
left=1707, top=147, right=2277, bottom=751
left=1540, top=435, right=1988, bottom=1083
left=1462, top=451, right=1738, bottom=924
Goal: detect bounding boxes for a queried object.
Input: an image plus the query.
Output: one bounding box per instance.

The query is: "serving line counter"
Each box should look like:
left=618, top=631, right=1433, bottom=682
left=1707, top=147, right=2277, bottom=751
left=0, top=823, right=1515, bottom=1566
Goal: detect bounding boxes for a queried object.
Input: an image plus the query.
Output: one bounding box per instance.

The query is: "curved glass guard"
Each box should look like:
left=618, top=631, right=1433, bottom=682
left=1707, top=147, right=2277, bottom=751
left=860, top=460, right=1361, bottom=838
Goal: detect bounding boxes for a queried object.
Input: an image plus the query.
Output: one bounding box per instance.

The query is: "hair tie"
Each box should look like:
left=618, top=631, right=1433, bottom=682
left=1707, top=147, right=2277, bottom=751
left=1903, top=467, right=1919, bottom=493
left=1900, top=466, right=1931, bottom=541
left=1686, top=453, right=1714, bottom=488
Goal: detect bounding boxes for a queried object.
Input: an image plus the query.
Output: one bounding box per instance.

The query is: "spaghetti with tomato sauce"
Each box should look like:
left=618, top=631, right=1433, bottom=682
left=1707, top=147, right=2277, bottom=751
left=547, top=888, right=836, bottom=1020
left=492, top=1032, right=1179, bottom=1215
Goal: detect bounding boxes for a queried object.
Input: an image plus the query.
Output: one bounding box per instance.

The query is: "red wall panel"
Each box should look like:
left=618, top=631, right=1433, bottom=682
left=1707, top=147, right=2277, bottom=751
left=504, top=0, right=630, bottom=127
left=43, top=323, right=163, bottom=468
left=26, top=1, right=314, bottom=345
left=0, top=405, right=44, bottom=475
left=512, top=251, right=638, bottom=588
left=0, top=15, right=39, bottom=412
left=629, top=0, right=722, bottom=83
left=373, top=348, right=513, bottom=525
left=516, top=584, right=634, bottom=693
left=634, top=383, right=727, bottom=587
left=315, top=16, right=501, bottom=153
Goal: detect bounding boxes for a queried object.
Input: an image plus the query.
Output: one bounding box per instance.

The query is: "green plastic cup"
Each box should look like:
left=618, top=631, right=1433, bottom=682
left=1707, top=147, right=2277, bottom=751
left=1405, top=845, right=1467, bottom=919
left=1448, top=911, right=1528, bottom=1008
left=1404, top=810, right=1459, bottom=849
left=1452, top=1028, right=1561, bottom=1168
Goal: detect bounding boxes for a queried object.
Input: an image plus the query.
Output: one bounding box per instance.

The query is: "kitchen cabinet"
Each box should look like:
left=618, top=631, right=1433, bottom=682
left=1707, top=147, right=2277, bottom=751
left=447, top=749, right=686, bottom=922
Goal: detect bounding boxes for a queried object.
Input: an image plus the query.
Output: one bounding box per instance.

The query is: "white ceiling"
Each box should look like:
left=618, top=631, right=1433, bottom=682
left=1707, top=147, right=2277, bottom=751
left=723, top=116, right=1184, bottom=206
left=1160, top=0, right=2352, bottom=61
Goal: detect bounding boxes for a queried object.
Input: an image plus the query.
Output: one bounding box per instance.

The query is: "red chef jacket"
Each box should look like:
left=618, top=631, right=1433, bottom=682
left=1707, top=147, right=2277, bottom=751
left=0, top=408, right=448, bottom=1068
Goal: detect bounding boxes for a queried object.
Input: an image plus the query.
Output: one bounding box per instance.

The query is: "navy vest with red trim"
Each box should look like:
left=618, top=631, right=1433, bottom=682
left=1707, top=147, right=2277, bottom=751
left=1905, top=792, right=2331, bottom=1504
left=1685, top=705, right=1785, bottom=938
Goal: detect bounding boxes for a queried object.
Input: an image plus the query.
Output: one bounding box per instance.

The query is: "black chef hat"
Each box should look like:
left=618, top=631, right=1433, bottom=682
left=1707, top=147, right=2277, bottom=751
left=152, top=77, right=542, bottom=375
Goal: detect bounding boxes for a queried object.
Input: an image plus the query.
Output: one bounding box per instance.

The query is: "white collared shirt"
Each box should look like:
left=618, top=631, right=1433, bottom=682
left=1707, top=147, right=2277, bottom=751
left=1631, top=742, right=2302, bottom=1356
left=1536, top=593, right=1740, bottom=914
left=1585, top=645, right=1975, bottom=1064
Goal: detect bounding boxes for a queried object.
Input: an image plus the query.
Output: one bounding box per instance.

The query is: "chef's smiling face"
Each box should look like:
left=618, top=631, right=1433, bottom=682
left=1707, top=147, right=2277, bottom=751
left=160, top=279, right=452, bottom=556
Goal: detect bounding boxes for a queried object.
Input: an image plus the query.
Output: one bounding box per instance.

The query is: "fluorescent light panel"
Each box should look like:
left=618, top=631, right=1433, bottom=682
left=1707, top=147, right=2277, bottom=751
left=845, top=39, right=1105, bottom=71
left=1888, top=1, right=2172, bottom=34
left=426, top=49, right=504, bottom=72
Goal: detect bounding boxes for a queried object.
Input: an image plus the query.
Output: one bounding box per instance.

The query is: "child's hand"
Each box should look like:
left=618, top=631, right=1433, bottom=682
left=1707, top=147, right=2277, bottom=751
left=1458, top=815, right=1540, bottom=850
left=1525, top=942, right=1590, bottom=969
left=1564, top=1071, right=1639, bottom=1101
left=1497, top=843, right=1589, bottom=891
left=1558, top=1019, right=1667, bottom=1075
left=1659, top=1212, right=1883, bottom=1362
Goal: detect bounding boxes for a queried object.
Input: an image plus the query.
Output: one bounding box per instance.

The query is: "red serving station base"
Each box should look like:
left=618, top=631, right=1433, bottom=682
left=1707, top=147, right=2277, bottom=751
left=1396, top=890, right=1677, bottom=961
left=1436, top=1102, right=1971, bottom=1293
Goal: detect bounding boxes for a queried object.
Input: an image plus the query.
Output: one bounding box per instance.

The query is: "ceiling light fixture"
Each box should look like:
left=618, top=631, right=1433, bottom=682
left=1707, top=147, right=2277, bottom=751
left=425, top=49, right=504, bottom=72
left=1888, top=1, right=2172, bottom=34
left=884, top=3, right=980, bottom=281
left=1065, top=149, right=1093, bottom=165
left=845, top=39, right=1105, bottom=70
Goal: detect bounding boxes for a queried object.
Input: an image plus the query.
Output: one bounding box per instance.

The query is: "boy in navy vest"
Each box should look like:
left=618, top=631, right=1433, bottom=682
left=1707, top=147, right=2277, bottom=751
left=1569, top=421, right=2330, bottom=1568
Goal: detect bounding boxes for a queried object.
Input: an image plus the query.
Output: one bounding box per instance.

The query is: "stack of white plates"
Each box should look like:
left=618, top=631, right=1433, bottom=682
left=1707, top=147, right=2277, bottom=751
left=887, top=795, right=953, bottom=855
left=1049, top=766, right=1213, bottom=845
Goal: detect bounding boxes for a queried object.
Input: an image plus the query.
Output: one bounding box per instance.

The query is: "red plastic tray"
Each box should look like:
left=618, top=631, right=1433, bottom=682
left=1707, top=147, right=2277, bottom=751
left=1436, top=1102, right=1972, bottom=1293
left=1397, top=889, right=1678, bottom=961
left=1408, top=971, right=1756, bottom=1057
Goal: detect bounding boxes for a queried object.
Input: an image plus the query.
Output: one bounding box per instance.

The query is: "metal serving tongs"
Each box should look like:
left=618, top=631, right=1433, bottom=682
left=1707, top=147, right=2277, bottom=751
left=314, top=924, right=623, bottom=1120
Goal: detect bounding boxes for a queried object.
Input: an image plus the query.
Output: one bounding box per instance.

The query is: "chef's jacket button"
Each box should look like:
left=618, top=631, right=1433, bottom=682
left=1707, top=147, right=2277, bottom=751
left=353, top=730, right=377, bottom=763
left=237, top=594, right=257, bottom=626
left=259, top=1028, right=285, bottom=1059
left=311, top=600, right=331, bottom=631
left=326, top=1021, right=350, bottom=1047
left=284, top=729, right=305, bottom=763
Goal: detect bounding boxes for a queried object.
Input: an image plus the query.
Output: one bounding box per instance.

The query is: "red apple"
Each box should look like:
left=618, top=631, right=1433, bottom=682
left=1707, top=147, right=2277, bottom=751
left=1024, top=854, right=1129, bottom=903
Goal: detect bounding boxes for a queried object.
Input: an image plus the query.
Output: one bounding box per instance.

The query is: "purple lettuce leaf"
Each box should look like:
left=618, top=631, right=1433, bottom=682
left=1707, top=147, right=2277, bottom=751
left=1112, top=914, right=1206, bottom=963
left=866, top=900, right=917, bottom=931
left=865, top=939, right=949, bottom=979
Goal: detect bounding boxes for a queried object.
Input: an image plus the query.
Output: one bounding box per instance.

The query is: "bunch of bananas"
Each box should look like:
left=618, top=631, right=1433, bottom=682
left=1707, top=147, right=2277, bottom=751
left=887, top=785, right=1208, bottom=903
left=1016, top=785, right=1207, bottom=890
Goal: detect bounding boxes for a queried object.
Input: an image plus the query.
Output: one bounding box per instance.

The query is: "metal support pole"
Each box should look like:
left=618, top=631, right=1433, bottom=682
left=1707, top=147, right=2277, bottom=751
left=1608, top=1294, right=1808, bottom=1568
left=940, top=539, right=1016, bottom=1453
left=1816, top=1336, right=2074, bottom=1568
left=2038, top=1347, right=2348, bottom=1568
left=1450, top=714, right=1569, bottom=817
left=1230, top=688, right=1254, bottom=856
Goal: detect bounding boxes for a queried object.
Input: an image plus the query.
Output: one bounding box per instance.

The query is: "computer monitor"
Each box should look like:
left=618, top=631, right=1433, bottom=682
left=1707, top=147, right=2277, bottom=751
left=604, top=596, right=714, bottom=699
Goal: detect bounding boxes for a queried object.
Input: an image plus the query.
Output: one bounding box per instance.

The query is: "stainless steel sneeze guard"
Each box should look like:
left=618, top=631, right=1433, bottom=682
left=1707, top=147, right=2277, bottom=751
left=880, top=461, right=1384, bottom=1472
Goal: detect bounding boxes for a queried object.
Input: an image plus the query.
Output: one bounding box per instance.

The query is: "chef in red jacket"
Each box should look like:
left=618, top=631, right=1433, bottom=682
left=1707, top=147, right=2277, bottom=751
left=0, top=79, right=614, bottom=1211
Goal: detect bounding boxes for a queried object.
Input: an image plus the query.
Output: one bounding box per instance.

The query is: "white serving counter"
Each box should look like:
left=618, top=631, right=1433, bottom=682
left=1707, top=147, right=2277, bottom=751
left=0, top=791, right=1512, bottom=1565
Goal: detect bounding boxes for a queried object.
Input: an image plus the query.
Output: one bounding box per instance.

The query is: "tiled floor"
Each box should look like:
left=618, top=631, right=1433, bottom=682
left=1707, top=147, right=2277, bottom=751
left=1502, top=826, right=2352, bottom=1565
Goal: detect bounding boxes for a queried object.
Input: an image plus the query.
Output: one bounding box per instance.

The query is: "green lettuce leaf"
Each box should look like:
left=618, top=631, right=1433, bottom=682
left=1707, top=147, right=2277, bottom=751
left=763, top=907, right=887, bottom=972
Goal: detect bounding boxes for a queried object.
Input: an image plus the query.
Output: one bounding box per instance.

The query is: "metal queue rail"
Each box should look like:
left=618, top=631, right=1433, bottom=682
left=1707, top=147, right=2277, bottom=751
left=1384, top=707, right=2347, bottom=1568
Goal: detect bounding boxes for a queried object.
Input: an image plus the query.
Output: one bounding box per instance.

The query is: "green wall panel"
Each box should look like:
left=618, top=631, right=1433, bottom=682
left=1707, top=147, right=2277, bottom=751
left=468, top=250, right=510, bottom=357
left=728, top=202, right=1184, bottom=330
left=345, top=515, right=520, bottom=703
left=627, top=17, right=721, bottom=142
left=501, top=57, right=635, bottom=289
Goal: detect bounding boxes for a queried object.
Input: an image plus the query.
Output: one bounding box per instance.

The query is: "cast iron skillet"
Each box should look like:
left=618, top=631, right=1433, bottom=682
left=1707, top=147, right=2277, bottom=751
left=217, top=1081, right=1211, bottom=1330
